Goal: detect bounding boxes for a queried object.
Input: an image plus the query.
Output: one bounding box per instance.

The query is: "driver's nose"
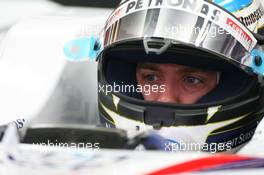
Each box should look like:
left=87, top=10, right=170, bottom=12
left=156, top=83, right=181, bottom=104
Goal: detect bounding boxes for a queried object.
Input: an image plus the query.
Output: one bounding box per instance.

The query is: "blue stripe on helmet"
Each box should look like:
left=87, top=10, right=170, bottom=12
left=213, top=0, right=253, bottom=13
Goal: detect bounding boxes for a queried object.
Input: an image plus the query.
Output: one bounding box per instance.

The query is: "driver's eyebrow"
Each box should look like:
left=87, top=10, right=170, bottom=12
left=181, top=67, right=213, bottom=73
left=137, top=63, right=212, bottom=73
left=137, top=63, right=160, bottom=71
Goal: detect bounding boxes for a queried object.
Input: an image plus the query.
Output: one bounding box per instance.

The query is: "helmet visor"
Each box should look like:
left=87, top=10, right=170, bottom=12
left=103, top=0, right=261, bottom=72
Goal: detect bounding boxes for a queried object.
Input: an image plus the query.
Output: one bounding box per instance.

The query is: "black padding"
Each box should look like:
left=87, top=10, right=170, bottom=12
left=105, top=46, right=237, bottom=71
left=106, top=58, right=143, bottom=99
left=197, top=71, right=251, bottom=103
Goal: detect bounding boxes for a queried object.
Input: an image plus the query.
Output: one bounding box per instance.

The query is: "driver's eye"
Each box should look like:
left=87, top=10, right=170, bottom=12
left=144, top=74, right=159, bottom=82
left=183, top=76, right=203, bottom=85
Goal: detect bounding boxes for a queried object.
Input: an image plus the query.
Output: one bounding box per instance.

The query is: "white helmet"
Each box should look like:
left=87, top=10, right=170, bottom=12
left=96, top=0, right=264, bottom=153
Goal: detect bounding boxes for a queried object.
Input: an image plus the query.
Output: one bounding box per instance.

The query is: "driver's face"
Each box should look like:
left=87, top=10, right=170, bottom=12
left=136, top=63, right=218, bottom=104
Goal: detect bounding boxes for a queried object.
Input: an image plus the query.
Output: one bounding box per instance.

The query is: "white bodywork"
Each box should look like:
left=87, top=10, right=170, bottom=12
left=0, top=7, right=111, bottom=126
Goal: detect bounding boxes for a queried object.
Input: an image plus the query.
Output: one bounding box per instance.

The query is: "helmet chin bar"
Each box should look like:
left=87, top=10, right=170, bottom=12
left=144, top=106, right=176, bottom=130
left=143, top=37, right=171, bottom=55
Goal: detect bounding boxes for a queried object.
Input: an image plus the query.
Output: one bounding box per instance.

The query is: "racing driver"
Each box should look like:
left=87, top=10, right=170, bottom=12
left=95, top=0, right=264, bottom=153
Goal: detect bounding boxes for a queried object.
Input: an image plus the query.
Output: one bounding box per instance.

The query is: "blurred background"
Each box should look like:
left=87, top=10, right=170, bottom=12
left=0, top=0, right=119, bottom=126
left=0, top=0, right=119, bottom=44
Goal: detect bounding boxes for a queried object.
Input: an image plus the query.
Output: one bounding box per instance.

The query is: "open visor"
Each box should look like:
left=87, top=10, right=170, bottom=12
left=102, top=0, right=264, bottom=76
